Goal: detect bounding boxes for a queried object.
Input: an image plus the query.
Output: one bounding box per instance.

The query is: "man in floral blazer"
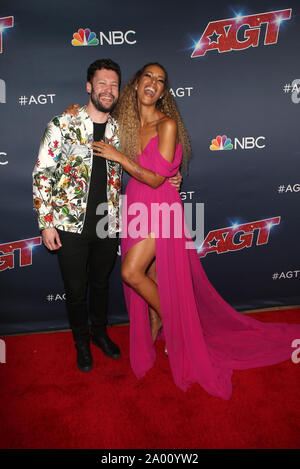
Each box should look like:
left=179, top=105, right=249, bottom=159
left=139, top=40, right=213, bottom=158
left=33, top=59, right=122, bottom=372
left=32, top=110, right=121, bottom=235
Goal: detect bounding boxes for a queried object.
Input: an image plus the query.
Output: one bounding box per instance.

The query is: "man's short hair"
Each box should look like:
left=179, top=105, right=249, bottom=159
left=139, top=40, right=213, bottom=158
left=87, top=59, right=121, bottom=88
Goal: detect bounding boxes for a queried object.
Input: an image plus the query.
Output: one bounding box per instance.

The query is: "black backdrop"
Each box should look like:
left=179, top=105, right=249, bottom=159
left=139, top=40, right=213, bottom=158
left=1, top=0, right=299, bottom=334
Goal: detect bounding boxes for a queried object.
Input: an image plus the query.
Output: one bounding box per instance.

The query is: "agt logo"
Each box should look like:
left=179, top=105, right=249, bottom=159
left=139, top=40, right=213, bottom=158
left=198, top=216, right=280, bottom=258
left=0, top=237, right=41, bottom=272
left=170, top=87, right=194, bottom=98
left=18, top=94, right=56, bottom=106
left=0, top=16, right=14, bottom=54
left=283, top=79, right=300, bottom=104
left=210, top=135, right=266, bottom=151
left=72, top=28, right=136, bottom=46
left=277, top=183, right=300, bottom=194
left=191, top=9, right=292, bottom=57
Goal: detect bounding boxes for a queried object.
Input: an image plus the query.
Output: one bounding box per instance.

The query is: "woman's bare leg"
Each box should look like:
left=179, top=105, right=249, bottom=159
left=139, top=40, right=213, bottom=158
left=121, top=235, right=162, bottom=321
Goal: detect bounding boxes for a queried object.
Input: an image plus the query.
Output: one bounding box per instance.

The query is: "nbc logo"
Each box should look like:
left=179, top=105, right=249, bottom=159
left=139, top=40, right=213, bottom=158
left=210, top=134, right=266, bottom=151
left=210, top=135, right=233, bottom=151
left=0, top=152, right=8, bottom=165
left=72, top=28, right=136, bottom=47
left=72, top=28, right=99, bottom=46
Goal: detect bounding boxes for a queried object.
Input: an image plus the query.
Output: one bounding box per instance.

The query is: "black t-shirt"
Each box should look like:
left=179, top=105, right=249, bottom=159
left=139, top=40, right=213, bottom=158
left=84, top=122, right=107, bottom=233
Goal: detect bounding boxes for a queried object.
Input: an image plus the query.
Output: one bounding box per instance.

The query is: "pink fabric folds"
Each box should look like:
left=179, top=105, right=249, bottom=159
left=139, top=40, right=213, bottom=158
left=121, top=135, right=300, bottom=399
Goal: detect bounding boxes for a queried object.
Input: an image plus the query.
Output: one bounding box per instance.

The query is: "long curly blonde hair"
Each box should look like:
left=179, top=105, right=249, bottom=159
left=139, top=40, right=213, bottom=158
left=112, top=62, right=192, bottom=172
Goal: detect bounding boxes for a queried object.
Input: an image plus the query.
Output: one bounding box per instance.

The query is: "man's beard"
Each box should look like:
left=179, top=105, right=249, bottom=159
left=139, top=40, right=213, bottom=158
left=91, top=88, right=117, bottom=113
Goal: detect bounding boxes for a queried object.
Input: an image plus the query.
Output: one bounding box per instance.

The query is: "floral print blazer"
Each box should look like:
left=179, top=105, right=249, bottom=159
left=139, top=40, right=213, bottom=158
left=32, top=106, right=122, bottom=235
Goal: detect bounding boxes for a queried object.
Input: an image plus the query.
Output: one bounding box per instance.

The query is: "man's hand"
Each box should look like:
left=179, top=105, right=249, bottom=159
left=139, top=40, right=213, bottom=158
left=42, top=228, right=62, bottom=251
left=168, top=171, right=182, bottom=191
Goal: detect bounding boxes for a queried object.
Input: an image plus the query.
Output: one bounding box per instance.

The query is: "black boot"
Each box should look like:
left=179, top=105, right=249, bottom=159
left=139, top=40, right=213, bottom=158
left=75, top=339, right=93, bottom=372
left=91, top=331, right=121, bottom=360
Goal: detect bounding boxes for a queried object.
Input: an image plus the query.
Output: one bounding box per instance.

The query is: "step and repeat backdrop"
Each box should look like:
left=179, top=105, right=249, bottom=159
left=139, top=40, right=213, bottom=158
left=1, top=0, right=299, bottom=334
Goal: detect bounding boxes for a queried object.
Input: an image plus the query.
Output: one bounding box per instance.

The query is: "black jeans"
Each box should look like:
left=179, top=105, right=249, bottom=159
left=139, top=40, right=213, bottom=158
left=57, top=228, right=118, bottom=343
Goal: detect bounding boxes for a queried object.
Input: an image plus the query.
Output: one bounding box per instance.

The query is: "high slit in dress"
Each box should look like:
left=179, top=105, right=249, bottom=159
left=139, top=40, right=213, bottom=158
left=121, top=134, right=300, bottom=399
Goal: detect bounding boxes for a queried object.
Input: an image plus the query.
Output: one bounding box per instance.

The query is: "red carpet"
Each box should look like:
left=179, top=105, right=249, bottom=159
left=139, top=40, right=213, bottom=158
left=0, top=308, right=300, bottom=449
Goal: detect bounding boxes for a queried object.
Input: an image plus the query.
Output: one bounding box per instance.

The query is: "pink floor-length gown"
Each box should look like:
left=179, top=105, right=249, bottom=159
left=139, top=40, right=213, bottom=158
left=121, top=135, right=300, bottom=399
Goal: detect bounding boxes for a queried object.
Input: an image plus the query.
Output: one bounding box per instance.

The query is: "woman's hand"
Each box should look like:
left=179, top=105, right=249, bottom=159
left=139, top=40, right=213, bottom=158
left=91, top=141, right=122, bottom=163
left=62, top=104, right=80, bottom=117
left=168, top=171, right=182, bottom=191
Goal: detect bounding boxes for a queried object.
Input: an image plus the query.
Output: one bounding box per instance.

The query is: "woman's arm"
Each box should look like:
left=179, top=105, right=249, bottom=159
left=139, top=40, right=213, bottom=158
left=92, top=142, right=164, bottom=188
left=156, top=118, right=177, bottom=164
left=92, top=118, right=178, bottom=189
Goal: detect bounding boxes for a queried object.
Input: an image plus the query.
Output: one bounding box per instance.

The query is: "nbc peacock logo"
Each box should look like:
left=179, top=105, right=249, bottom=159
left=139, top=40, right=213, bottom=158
left=210, top=135, right=233, bottom=151
left=71, top=28, right=99, bottom=46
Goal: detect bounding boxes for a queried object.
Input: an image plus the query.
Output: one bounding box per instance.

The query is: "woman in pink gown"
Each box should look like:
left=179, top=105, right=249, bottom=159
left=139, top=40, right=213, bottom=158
left=92, top=63, right=300, bottom=400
